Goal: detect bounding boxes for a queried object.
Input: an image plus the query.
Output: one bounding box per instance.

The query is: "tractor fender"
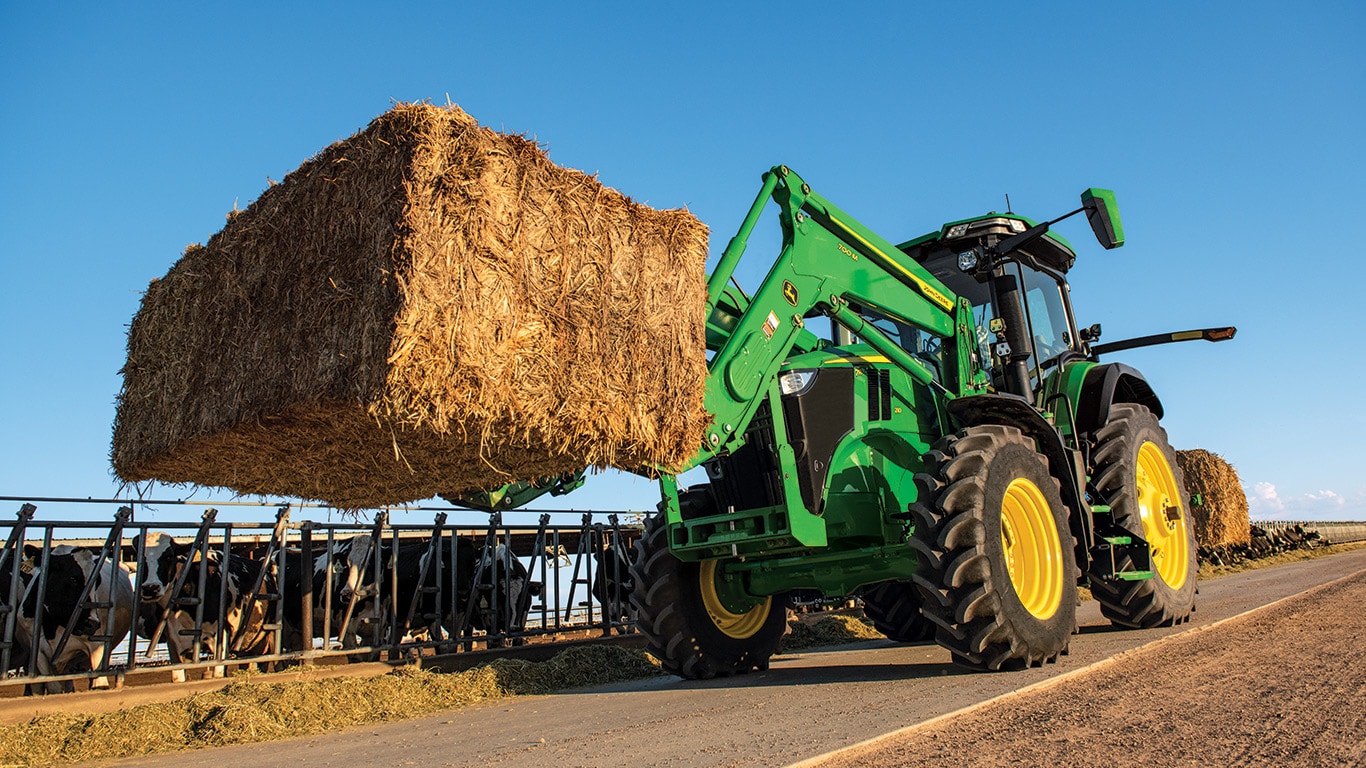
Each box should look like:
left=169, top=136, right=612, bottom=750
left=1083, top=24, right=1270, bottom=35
left=945, top=394, right=1085, bottom=512
left=1076, top=363, right=1163, bottom=435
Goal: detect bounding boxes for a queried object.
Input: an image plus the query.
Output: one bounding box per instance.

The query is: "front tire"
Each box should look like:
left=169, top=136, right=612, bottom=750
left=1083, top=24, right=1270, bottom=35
left=910, top=425, right=1079, bottom=671
left=630, top=503, right=788, bottom=679
left=1088, top=404, right=1197, bottom=628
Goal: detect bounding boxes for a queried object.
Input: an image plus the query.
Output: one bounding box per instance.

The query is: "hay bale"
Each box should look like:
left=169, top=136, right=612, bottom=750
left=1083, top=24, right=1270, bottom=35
left=112, top=103, right=710, bottom=508
left=1176, top=449, right=1250, bottom=547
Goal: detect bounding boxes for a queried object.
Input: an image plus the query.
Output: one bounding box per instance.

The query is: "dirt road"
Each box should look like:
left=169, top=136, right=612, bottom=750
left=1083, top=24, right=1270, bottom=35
left=807, top=568, right=1366, bottom=767
left=84, top=548, right=1366, bottom=768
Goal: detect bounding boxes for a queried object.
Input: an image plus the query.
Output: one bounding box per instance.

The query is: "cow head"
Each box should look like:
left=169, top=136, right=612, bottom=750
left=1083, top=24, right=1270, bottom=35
left=591, top=544, right=635, bottom=609
left=130, top=532, right=190, bottom=605
left=333, top=533, right=377, bottom=604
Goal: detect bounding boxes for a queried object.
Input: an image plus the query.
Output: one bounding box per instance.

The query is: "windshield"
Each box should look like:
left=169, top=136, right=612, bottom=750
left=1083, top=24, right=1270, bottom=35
left=921, top=254, right=1076, bottom=384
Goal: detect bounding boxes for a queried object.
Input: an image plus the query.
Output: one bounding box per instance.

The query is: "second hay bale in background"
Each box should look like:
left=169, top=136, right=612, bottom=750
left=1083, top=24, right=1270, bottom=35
left=1176, top=448, right=1250, bottom=547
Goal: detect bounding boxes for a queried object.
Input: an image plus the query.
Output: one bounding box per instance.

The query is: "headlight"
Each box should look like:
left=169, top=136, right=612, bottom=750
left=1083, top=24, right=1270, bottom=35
left=779, top=369, right=818, bottom=395
left=957, top=249, right=979, bottom=271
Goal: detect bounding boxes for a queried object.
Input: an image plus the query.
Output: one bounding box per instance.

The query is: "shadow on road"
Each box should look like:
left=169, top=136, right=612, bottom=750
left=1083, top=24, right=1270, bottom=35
left=664, top=660, right=969, bottom=691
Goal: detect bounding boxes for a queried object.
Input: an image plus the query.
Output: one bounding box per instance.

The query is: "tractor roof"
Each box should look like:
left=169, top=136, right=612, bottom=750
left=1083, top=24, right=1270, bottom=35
left=897, top=213, right=1078, bottom=274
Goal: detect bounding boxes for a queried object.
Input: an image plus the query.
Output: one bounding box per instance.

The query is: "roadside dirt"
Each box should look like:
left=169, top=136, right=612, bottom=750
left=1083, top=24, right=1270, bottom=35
left=812, top=570, right=1366, bottom=768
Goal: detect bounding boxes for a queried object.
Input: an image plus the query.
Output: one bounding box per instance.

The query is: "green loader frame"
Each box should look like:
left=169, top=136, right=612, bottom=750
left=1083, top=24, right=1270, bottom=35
left=475, top=165, right=1234, bottom=677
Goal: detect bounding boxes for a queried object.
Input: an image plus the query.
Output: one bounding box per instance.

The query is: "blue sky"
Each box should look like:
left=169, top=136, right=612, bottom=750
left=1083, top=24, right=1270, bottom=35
left=1, top=2, right=1362, bottom=523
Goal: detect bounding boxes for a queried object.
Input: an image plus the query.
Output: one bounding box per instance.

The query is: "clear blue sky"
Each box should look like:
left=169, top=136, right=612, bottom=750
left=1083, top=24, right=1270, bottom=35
left=2, top=2, right=1362, bottom=523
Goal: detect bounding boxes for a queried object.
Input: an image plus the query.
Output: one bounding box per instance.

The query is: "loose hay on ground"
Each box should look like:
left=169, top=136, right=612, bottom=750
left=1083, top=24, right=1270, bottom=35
left=1176, top=449, right=1250, bottom=547
left=489, top=643, right=664, bottom=694
left=0, top=647, right=662, bottom=766
left=112, top=102, right=711, bottom=509
left=781, top=615, right=885, bottom=652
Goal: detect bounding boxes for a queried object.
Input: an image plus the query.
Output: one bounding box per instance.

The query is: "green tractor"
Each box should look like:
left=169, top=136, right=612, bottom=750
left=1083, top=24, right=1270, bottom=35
left=482, top=166, right=1234, bottom=676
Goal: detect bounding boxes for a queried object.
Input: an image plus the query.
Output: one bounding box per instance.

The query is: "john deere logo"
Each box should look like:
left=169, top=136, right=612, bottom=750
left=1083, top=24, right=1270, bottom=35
left=782, top=280, right=799, bottom=306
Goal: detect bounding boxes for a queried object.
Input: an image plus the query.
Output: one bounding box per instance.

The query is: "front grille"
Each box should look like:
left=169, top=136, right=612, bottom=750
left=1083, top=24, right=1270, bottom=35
left=704, top=401, right=783, bottom=513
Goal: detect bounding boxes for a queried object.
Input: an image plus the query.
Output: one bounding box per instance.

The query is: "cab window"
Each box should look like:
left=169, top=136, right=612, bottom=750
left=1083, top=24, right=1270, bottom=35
left=855, top=306, right=945, bottom=384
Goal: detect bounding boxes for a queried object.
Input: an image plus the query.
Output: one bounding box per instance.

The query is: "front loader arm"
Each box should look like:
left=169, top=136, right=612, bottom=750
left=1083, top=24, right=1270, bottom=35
left=469, top=166, right=983, bottom=516
left=689, top=165, right=977, bottom=472
left=446, top=470, right=586, bottom=511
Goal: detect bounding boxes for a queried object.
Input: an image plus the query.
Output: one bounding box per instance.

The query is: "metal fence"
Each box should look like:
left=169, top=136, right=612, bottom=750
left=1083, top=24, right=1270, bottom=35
left=0, top=499, right=643, bottom=694
left=6, top=496, right=1362, bottom=695
left=1258, top=520, right=1366, bottom=546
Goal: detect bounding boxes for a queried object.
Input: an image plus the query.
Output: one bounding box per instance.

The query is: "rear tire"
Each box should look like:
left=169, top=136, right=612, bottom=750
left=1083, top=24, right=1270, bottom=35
left=1088, top=404, right=1197, bottom=628
left=858, top=581, right=934, bottom=642
left=629, top=494, right=788, bottom=679
left=910, top=425, right=1078, bottom=671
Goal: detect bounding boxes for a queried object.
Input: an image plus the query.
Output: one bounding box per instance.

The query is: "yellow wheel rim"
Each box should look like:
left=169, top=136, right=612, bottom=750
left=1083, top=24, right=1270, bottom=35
left=1000, top=478, right=1065, bottom=620
left=698, top=561, right=772, bottom=639
left=1136, top=441, right=1190, bottom=589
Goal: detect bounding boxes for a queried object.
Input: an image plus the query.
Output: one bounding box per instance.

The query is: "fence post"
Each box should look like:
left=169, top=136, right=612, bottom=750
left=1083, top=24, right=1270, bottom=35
left=300, top=521, right=314, bottom=658
left=0, top=504, right=35, bottom=675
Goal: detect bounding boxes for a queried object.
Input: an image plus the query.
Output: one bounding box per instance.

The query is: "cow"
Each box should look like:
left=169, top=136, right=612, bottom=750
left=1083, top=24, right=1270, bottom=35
left=280, top=533, right=386, bottom=652
left=470, top=543, right=542, bottom=647
left=371, top=535, right=483, bottom=647
left=10, top=545, right=133, bottom=693
left=131, top=532, right=279, bottom=679
left=590, top=543, right=634, bottom=626
left=325, top=536, right=539, bottom=652
left=276, top=533, right=541, bottom=657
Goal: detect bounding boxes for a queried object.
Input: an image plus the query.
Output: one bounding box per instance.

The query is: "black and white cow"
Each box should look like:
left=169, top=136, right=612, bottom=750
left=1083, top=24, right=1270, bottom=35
left=327, top=536, right=538, bottom=650
left=11, top=545, right=133, bottom=692
left=280, top=533, right=387, bottom=651
left=346, top=537, right=479, bottom=650
left=131, top=532, right=279, bottom=677
left=470, top=543, right=541, bottom=647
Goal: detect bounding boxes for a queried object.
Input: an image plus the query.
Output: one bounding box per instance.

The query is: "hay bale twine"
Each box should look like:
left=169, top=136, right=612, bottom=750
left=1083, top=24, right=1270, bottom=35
left=1176, top=449, right=1250, bottom=547
left=112, top=103, right=710, bottom=508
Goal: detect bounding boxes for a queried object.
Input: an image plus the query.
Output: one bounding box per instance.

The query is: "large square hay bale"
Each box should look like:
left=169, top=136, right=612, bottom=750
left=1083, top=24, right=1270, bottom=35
left=112, top=103, right=710, bottom=508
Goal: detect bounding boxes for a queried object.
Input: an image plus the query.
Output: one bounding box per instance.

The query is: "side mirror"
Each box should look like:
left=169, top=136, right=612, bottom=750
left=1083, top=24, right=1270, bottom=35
left=1081, top=188, right=1124, bottom=250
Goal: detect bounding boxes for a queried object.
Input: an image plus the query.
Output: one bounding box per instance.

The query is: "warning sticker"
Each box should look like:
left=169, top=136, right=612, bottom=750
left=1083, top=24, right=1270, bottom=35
left=762, top=311, right=780, bottom=340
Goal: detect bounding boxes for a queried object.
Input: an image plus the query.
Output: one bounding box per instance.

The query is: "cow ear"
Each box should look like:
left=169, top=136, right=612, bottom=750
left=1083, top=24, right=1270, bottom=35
left=173, top=540, right=192, bottom=559
left=22, top=544, right=41, bottom=561
left=528, top=581, right=544, bottom=597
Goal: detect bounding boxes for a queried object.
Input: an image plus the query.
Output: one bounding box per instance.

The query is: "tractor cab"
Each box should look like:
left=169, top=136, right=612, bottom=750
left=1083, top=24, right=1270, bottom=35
left=897, top=191, right=1123, bottom=402
left=898, top=217, right=1080, bottom=398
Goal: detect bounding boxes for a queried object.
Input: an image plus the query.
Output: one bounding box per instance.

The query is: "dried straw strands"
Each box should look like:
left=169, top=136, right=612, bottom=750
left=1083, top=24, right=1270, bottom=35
left=1176, top=449, right=1251, bottom=547
left=112, top=103, right=710, bottom=508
